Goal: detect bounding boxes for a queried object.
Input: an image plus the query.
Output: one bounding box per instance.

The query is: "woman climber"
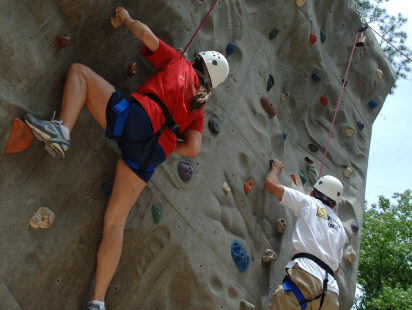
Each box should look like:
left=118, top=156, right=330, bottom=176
left=24, top=7, right=229, bottom=310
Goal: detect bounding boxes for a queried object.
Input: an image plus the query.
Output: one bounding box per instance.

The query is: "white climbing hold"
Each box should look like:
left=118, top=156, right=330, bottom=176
left=240, top=299, right=255, bottom=310
left=376, top=68, right=383, bottom=79
left=223, top=182, right=232, bottom=193
left=276, top=218, right=286, bottom=234
left=345, top=249, right=356, bottom=264
left=30, top=207, right=55, bottom=229
left=345, top=129, right=354, bottom=137
left=343, top=167, right=353, bottom=178
left=296, top=0, right=306, bottom=8
left=262, top=249, right=278, bottom=263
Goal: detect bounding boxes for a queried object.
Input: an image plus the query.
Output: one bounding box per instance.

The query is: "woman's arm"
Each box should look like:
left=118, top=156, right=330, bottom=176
left=115, top=7, right=159, bottom=52
left=174, top=129, right=202, bottom=157
left=264, top=159, right=285, bottom=201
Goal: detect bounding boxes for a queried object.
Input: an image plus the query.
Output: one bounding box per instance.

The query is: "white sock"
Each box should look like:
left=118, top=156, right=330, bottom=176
left=60, top=124, right=70, bottom=140
left=90, top=300, right=105, bottom=307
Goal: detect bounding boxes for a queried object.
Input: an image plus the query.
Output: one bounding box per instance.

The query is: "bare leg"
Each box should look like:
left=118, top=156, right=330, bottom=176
left=92, top=158, right=147, bottom=301
left=59, top=63, right=115, bottom=131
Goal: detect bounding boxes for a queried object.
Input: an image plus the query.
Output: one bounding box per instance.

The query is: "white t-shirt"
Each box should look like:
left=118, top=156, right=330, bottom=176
left=280, top=186, right=346, bottom=294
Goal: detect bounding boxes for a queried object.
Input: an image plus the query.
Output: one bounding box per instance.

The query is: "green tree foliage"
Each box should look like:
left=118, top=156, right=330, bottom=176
left=355, top=0, right=411, bottom=90
left=354, top=190, right=412, bottom=309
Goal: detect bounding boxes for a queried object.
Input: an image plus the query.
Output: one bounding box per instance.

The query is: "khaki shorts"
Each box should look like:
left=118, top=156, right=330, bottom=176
left=268, top=264, right=339, bottom=310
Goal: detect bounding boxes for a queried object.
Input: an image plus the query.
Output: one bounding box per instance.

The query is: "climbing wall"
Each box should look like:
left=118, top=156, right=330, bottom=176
left=0, top=0, right=395, bottom=309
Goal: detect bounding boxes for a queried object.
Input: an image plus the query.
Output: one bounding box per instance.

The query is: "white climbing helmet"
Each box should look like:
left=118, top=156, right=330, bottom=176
left=314, top=175, right=343, bottom=202
left=197, top=51, right=229, bottom=89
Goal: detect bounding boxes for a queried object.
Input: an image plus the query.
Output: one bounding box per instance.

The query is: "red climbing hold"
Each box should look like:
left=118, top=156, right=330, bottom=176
left=260, top=97, right=276, bottom=118
left=320, top=96, right=328, bottom=106
left=56, top=35, right=70, bottom=48
left=244, top=180, right=254, bottom=193
left=309, top=34, right=317, bottom=44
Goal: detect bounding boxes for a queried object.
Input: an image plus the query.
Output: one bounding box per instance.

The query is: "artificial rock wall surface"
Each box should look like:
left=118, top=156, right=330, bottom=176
left=0, top=0, right=395, bottom=309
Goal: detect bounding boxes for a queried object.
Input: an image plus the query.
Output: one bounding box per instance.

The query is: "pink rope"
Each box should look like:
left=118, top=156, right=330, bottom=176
left=182, top=0, right=220, bottom=55
left=369, top=26, right=412, bottom=62
left=318, top=32, right=360, bottom=178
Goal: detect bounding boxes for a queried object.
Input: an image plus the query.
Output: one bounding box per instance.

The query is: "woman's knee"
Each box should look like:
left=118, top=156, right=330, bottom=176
left=68, top=62, right=90, bottom=76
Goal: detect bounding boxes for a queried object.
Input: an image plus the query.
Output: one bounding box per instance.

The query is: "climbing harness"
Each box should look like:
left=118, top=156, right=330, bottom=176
left=111, top=94, right=180, bottom=173
left=182, top=0, right=220, bottom=55
left=283, top=253, right=334, bottom=310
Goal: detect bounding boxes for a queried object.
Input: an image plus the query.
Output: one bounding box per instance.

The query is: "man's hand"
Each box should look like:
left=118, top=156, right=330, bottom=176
left=115, top=7, right=131, bottom=25
left=265, top=158, right=285, bottom=201
left=271, top=159, right=284, bottom=174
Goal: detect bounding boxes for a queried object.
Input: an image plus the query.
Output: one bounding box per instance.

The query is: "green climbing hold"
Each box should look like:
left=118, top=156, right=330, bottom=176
left=299, top=172, right=306, bottom=185
left=320, top=30, right=326, bottom=43
left=151, top=205, right=163, bottom=224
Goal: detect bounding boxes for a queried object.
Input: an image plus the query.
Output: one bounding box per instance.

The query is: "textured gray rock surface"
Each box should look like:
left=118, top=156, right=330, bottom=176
left=0, top=0, right=395, bottom=309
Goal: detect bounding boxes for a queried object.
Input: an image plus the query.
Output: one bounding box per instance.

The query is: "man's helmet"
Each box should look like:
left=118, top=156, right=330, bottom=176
left=196, top=51, right=229, bottom=89
left=314, top=175, right=343, bottom=202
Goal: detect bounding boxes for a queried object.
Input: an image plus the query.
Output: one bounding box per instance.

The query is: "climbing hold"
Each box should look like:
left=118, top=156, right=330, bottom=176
left=356, top=33, right=366, bottom=47
left=100, top=181, right=113, bottom=198
left=178, top=161, right=194, bottom=181
left=5, top=118, right=34, bottom=154
left=56, top=35, right=70, bottom=48
left=376, top=68, right=383, bottom=79
left=343, top=166, right=352, bottom=178
left=290, top=174, right=299, bottom=186
left=223, top=182, right=232, bottom=193
left=280, top=93, right=288, bottom=102
left=267, top=74, right=274, bottom=92
left=231, top=240, right=250, bottom=272
left=244, top=180, right=254, bottom=193
left=312, top=73, right=321, bottom=83
left=296, top=0, right=306, bottom=8
left=309, top=34, right=317, bottom=44
left=128, top=62, right=137, bottom=76
left=357, top=121, right=365, bottom=130
left=351, top=221, right=360, bottom=233
left=260, top=97, right=276, bottom=119
left=359, top=23, right=369, bottom=32
left=282, top=132, right=287, bottom=141
left=304, top=156, right=314, bottom=164
left=269, top=159, right=274, bottom=169
left=320, top=30, right=326, bottom=43
left=320, top=96, right=328, bottom=106
left=368, top=101, right=378, bottom=109
left=276, top=218, right=286, bottom=234
left=299, top=172, right=307, bottom=185
left=226, top=43, right=236, bottom=56
left=308, top=144, right=319, bottom=152
left=269, top=28, right=279, bottom=40
left=110, top=16, right=122, bottom=29
left=208, top=117, right=220, bottom=134
left=345, top=250, right=357, bottom=264
left=345, top=129, right=354, bottom=137
left=240, top=299, right=255, bottom=310
left=30, top=207, right=55, bottom=229
left=151, top=205, right=163, bottom=224
left=262, top=249, right=278, bottom=263
left=342, top=79, right=348, bottom=87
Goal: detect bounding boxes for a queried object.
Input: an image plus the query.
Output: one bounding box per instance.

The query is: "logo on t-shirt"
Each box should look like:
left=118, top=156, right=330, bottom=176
left=316, top=206, right=327, bottom=219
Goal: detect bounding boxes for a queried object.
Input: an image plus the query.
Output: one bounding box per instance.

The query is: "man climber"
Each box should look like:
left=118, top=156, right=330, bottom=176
left=264, top=159, right=346, bottom=310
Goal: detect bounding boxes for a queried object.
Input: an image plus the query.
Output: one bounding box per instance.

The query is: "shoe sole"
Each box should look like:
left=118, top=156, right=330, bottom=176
left=24, top=119, right=65, bottom=159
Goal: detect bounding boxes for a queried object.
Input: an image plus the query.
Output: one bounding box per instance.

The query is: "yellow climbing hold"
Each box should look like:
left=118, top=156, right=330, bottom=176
left=376, top=68, right=383, bottom=79
left=345, top=129, right=354, bottom=137
left=296, top=0, right=306, bottom=8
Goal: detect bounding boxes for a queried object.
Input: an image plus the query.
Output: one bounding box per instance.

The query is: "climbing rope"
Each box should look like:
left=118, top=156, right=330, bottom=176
left=318, top=32, right=360, bottom=178
left=182, top=0, right=220, bottom=55
left=369, top=26, right=412, bottom=62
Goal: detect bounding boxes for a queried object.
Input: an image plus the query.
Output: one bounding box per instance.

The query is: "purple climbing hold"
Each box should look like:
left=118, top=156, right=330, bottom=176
left=368, top=101, right=378, bottom=109
left=231, top=240, right=250, bottom=272
left=267, top=74, right=274, bottom=92
left=351, top=221, right=360, bottom=233
left=178, top=161, right=194, bottom=181
left=226, top=43, right=236, bottom=56
left=312, top=73, right=321, bottom=83
left=357, top=121, right=365, bottom=130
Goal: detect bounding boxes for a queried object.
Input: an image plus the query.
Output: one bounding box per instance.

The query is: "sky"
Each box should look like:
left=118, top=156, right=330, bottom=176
left=364, top=0, right=412, bottom=205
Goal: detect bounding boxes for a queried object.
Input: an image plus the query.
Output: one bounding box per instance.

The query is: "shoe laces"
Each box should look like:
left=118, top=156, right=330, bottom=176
left=50, top=111, right=63, bottom=126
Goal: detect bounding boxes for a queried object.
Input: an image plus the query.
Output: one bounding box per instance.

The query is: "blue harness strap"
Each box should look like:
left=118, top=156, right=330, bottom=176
left=283, top=277, right=307, bottom=310
left=112, top=99, right=130, bottom=137
left=122, top=155, right=155, bottom=173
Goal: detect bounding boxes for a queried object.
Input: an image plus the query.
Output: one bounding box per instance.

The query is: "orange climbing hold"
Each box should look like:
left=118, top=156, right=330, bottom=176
left=244, top=180, right=254, bottom=193
left=5, top=118, right=34, bottom=154
left=290, top=174, right=299, bottom=186
left=56, top=35, right=70, bottom=48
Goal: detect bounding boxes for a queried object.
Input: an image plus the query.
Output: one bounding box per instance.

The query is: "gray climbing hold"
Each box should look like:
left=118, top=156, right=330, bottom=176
left=267, top=74, right=274, bottom=92
left=312, top=73, right=321, bottom=83
left=308, top=144, right=319, bottom=152
left=208, top=117, right=220, bottom=134
left=269, top=28, right=279, bottom=40
left=178, top=161, right=194, bottom=181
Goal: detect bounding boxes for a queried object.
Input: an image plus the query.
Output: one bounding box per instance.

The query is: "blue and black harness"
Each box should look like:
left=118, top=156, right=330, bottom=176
left=283, top=253, right=335, bottom=310
left=110, top=93, right=180, bottom=173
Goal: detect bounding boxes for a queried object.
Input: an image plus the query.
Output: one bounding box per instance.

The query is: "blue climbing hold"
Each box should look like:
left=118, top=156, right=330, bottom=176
left=357, top=121, right=365, bottom=130
left=101, top=181, right=113, bottom=198
left=226, top=43, right=236, bottom=56
left=231, top=240, right=249, bottom=272
left=282, top=132, right=288, bottom=141
left=269, top=27, right=279, bottom=40
left=368, top=101, right=378, bottom=109
left=312, top=73, right=321, bottom=83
